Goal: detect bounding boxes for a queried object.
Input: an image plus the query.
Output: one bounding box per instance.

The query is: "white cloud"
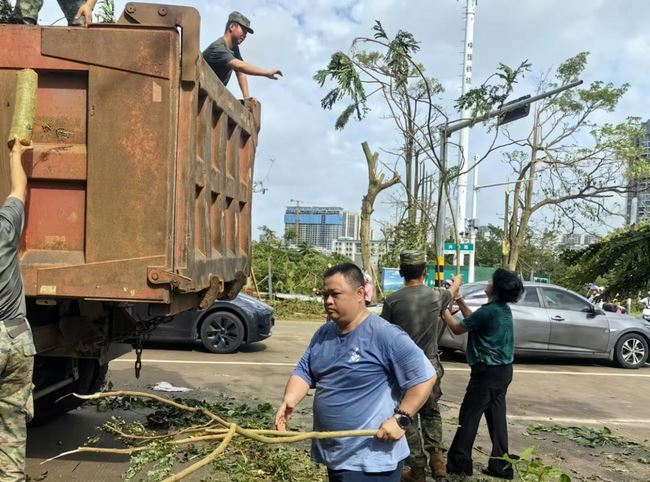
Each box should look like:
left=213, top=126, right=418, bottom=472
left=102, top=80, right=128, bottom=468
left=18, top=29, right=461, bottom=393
left=29, top=0, right=650, bottom=237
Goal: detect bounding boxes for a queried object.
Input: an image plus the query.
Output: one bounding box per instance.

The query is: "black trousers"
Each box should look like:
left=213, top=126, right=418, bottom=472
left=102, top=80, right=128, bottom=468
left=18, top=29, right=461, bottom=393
left=447, top=363, right=513, bottom=476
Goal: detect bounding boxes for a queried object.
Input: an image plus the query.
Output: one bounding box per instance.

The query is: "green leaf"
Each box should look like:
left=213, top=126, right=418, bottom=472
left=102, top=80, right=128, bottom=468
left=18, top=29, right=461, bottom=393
left=519, top=446, right=535, bottom=460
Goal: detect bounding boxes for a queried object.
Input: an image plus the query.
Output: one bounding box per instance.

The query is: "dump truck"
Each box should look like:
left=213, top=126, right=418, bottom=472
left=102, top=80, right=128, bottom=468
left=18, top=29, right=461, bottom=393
left=0, top=3, right=260, bottom=422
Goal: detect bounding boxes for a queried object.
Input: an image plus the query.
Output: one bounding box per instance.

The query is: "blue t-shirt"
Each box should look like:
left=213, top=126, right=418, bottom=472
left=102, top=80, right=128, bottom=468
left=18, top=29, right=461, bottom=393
left=293, top=313, right=434, bottom=472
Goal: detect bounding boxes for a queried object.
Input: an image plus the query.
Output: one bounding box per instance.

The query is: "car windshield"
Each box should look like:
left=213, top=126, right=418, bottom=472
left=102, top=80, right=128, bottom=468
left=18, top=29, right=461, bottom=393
left=460, top=283, right=487, bottom=297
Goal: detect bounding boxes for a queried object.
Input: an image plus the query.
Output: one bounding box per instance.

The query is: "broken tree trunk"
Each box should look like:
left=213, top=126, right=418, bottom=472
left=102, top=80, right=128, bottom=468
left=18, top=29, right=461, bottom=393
left=360, top=142, right=400, bottom=301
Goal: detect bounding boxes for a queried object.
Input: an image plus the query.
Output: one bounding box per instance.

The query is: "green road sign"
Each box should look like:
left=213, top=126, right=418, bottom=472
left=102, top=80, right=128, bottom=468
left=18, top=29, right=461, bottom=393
left=443, top=242, right=474, bottom=253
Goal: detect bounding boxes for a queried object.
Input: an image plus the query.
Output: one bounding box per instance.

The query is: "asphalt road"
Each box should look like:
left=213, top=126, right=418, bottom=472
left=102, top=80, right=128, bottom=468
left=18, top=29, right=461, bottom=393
left=26, top=320, right=650, bottom=481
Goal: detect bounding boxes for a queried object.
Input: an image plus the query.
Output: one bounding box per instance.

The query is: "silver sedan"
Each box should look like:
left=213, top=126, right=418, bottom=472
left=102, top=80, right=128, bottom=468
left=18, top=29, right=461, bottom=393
left=439, top=282, right=650, bottom=369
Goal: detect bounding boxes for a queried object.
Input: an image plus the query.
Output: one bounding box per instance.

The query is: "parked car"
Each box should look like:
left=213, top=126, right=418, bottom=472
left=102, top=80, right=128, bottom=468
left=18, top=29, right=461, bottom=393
left=146, top=294, right=274, bottom=354
left=439, top=282, right=650, bottom=369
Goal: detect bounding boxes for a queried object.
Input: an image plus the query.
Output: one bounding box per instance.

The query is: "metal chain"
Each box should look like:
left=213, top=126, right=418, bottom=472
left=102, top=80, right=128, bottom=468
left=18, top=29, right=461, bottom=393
left=134, top=334, right=144, bottom=379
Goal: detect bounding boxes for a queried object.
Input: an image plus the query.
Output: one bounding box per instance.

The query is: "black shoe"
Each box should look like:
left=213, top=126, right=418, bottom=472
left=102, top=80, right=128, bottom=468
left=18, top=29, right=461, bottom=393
left=481, top=468, right=514, bottom=480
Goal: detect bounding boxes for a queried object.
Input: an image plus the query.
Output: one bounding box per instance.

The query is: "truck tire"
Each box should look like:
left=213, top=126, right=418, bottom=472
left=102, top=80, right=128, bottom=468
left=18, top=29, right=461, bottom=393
left=31, top=358, right=108, bottom=425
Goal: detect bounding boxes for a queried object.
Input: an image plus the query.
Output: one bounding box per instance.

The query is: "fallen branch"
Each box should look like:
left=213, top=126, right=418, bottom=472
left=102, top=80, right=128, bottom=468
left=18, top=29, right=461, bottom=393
left=46, top=390, right=379, bottom=481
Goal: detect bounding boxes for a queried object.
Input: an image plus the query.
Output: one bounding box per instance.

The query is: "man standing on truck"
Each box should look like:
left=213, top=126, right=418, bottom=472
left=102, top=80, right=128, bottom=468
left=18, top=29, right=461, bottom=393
left=11, top=0, right=97, bottom=27
left=381, top=250, right=462, bottom=481
left=0, top=139, right=36, bottom=482
left=203, top=11, right=282, bottom=98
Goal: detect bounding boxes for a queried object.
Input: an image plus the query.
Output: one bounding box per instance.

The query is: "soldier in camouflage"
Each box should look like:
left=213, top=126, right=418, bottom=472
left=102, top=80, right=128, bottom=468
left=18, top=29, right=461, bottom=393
left=11, top=0, right=97, bottom=26
left=0, top=140, right=36, bottom=482
left=381, top=251, right=462, bottom=481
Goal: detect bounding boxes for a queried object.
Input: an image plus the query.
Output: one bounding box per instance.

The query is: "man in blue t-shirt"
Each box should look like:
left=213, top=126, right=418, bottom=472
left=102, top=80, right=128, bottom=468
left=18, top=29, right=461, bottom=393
left=275, top=263, right=436, bottom=482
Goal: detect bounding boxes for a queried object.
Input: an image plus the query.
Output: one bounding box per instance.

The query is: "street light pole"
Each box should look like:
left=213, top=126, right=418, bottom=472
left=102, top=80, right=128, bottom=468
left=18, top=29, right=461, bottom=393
left=434, top=127, right=449, bottom=287
left=456, top=0, right=478, bottom=256
left=468, top=153, right=479, bottom=282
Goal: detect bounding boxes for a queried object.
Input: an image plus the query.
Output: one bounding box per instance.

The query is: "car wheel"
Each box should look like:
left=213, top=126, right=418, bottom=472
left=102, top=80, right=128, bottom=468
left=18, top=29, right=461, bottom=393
left=199, top=311, right=245, bottom=354
left=614, top=333, right=649, bottom=369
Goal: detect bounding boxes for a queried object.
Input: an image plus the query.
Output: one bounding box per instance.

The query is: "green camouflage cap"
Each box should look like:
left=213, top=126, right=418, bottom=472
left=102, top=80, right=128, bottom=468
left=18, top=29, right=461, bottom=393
left=228, top=11, right=254, bottom=34
left=400, top=249, right=426, bottom=265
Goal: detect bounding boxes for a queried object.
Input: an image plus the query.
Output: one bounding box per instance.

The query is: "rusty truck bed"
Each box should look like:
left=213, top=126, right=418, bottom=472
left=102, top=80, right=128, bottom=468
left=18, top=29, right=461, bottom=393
left=0, top=4, right=260, bottom=314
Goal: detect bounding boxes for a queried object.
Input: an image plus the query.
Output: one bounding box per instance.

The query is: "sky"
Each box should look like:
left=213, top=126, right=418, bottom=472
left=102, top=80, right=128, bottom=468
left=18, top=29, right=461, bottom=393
left=35, top=0, right=650, bottom=239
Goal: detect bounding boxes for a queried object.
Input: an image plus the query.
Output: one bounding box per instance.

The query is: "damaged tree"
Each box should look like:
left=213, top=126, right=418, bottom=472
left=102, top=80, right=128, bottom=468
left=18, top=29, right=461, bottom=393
left=500, top=52, right=643, bottom=270
left=315, top=21, right=528, bottom=266
left=360, top=142, right=399, bottom=297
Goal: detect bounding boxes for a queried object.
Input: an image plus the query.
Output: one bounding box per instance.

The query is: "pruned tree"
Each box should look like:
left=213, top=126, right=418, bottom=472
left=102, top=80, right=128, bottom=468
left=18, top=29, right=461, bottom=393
left=360, top=142, right=399, bottom=298
left=500, top=52, right=644, bottom=270
left=315, top=21, right=527, bottom=264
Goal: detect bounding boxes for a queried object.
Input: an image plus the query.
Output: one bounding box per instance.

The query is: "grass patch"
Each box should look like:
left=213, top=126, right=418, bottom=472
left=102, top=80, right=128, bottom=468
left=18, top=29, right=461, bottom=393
left=269, top=299, right=325, bottom=321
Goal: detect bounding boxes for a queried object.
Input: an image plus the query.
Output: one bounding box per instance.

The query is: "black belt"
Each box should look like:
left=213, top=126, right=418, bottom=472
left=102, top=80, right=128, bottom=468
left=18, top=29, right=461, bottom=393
left=2, top=317, right=29, bottom=338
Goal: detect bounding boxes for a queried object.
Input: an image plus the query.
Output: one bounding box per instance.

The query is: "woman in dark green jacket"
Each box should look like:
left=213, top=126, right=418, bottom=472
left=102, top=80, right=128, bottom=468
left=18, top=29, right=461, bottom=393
left=441, top=268, right=524, bottom=479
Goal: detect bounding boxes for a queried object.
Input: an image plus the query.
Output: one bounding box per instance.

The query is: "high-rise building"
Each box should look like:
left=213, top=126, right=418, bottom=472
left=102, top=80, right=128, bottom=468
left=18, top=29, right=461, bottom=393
left=284, top=206, right=346, bottom=250
left=627, top=120, right=650, bottom=224
left=341, top=211, right=361, bottom=239
left=558, top=233, right=599, bottom=250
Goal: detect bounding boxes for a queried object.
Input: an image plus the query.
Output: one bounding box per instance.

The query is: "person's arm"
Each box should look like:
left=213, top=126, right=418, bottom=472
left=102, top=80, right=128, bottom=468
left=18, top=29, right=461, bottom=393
left=235, top=70, right=250, bottom=98
left=376, top=377, right=435, bottom=441
left=228, top=59, right=282, bottom=79
left=275, top=375, right=310, bottom=431
left=446, top=273, right=463, bottom=300
left=455, top=296, right=473, bottom=318
left=75, top=0, right=97, bottom=26
left=380, top=299, right=391, bottom=322
left=8, top=140, right=31, bottom=203
left=441, top=308, right=467, bottom=335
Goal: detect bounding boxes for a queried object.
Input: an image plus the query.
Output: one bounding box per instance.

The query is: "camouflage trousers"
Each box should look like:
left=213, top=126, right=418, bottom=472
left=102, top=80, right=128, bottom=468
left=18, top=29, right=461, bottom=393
left=405, top=357, right=444, bottom=468
left=12, top=0, right=86, bottom=26
left=0, top=321, right=35, bottom=482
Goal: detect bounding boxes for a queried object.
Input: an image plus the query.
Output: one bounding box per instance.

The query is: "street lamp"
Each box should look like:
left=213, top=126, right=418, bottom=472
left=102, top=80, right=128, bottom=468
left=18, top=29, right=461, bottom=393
left=434, top=79, right=583, bottom=286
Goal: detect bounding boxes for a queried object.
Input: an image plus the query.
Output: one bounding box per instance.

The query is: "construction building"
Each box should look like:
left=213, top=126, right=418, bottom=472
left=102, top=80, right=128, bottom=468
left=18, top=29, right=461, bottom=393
left=284, top=206, right=361, bottom=250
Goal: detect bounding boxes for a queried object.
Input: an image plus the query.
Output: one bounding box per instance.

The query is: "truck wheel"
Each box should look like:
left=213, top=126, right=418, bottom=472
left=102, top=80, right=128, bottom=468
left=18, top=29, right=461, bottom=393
left=31, top=358, right=108, bottom=425
left=200, top=311, right=245, bottom=354
left=615, top=333, right=649, bottom=369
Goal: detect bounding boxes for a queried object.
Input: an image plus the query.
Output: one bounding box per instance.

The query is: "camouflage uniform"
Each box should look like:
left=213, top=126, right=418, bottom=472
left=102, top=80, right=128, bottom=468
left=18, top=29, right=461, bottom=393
left=405, top=357, right=444, bottom=467
left=12, top=0, right=86, bottom=26
left=0, top=322, right=35, bottom=482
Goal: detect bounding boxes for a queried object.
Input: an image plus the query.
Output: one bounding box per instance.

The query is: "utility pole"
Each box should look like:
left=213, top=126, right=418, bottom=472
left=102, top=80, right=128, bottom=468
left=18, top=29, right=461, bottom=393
left=456, top=0, right=477, bottom=266
left=267, top=256, right=273, bottom=299
left=468, top=153, right=479, bottom=282
left=434, top=126, right=449, bottom=287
